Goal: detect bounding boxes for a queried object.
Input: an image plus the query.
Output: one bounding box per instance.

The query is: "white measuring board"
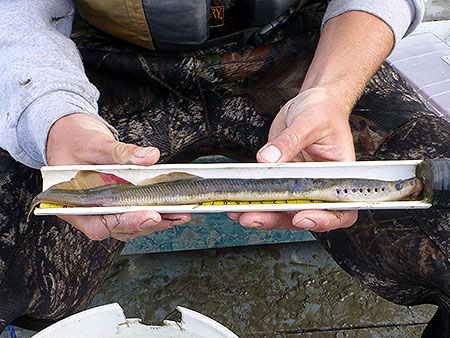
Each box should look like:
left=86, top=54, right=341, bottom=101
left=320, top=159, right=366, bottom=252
left=33, top=160, right=431, bottom=216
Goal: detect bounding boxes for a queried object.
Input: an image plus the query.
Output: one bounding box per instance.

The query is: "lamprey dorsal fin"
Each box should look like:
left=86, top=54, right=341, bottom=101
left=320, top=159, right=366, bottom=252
left=137, top=172, right=202, bottom=185
left=50, top=170, right=108, bottom=190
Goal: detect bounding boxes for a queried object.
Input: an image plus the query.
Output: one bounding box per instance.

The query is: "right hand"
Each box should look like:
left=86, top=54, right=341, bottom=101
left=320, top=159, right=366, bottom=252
left=46, top=113, right=192, bottom=242
left=228, top=11, right=394, bottom=232
left=228, top=87, right=358, bottom=232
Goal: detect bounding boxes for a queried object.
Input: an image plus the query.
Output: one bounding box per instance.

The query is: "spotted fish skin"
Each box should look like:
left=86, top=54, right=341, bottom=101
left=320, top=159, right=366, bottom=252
left=29, top=176, right=423, bottom=210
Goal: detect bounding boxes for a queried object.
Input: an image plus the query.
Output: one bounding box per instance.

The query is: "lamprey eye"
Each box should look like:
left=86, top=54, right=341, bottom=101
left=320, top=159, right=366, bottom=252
left=395, top=183, right=403, bottom=191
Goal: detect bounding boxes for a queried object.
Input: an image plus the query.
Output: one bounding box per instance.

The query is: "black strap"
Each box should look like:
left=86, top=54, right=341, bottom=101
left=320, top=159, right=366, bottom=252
left=156, top=5, right=300, bottom=53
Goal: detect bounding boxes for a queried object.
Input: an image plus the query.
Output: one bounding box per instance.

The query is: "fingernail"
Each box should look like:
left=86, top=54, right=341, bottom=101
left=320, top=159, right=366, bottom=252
left=139, top=218, right=159, bottom=230
left=294, top=218, right=316, bottom=229
left=134, top=147, right=155, bottom=158
left=259, top=144, right=281, bottom=163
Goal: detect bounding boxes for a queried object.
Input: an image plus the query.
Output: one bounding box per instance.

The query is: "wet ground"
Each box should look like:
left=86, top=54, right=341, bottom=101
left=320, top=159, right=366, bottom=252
left=424, top=0, right=450, bottom=21
left=5, top=240, right=436, bottom=338
left=3, top=1, right=450, bottom=338
left=89, top=241, right=435, bottom=337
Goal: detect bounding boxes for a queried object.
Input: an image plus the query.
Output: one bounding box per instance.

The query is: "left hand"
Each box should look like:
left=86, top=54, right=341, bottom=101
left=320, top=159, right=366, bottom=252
left=46, top=113, right=191, bottom=242
left=228, top=87, right=358, bottom=232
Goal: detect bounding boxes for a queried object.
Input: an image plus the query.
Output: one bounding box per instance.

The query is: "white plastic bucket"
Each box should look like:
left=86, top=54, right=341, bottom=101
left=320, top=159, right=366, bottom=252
left=31, top=303, right=239, bottom=338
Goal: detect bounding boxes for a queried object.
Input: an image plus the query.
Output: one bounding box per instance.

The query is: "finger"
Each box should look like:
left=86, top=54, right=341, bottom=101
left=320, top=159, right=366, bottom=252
left=256, top=94, right=322, bottom=163
left=160, top=213, right=192, bottom=225
left=47, top=114, right=161, bottom=166
left=227, top=212, right=242, bottom=221
left=59, top=210, right=169, bottom=242
left=237, top=211, right=297, bottom=230
left=107, top=141, right=160, bottom=166
left=292, top=210, right=358, bottom=232
left=257, top=121, right=321, bottom=164
left=75, top=139, right=160, bottom=166
left=122, top=213, right=192, bottom=241
left=83, top=138, right=159, bottom=166
left=59, top=214, right=111, bottom=241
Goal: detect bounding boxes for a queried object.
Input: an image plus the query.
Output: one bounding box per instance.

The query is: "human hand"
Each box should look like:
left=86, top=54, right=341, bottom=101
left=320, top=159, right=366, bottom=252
left=46, top=113, right=191, bottom=241
left=228, top=9, right=395, bottom=232
left=229, top=87, right=358, bottom=232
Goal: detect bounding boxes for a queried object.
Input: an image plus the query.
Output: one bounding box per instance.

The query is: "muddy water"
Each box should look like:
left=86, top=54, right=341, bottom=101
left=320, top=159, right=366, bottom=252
left=90, top=242, right=434, bottom=337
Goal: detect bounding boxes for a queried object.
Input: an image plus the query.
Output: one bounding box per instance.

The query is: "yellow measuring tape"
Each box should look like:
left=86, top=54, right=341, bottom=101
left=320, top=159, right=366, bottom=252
left=38, top=200, right=323, bottom=209
left=39, top=203, right=68, bottom=209
left=198, top=199, right=322, bottom=205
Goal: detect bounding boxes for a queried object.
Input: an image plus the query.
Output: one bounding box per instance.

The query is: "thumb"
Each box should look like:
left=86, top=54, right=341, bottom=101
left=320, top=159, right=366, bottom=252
left=106, top=141, right=160, bottom=165
left=256, top=94, right=317, bottom=164
left=257, top=123, right=314, bottom=163
left=47, top=114, right=160, bottom=165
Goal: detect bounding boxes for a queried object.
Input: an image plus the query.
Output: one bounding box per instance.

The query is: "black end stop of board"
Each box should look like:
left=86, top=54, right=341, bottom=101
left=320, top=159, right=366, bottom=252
left=416, top=159, right=450, bottom=208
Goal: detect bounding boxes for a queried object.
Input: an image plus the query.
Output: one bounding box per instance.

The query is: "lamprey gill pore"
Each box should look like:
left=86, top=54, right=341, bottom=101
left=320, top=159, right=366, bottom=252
left=29, top=172, right=423, bottom=212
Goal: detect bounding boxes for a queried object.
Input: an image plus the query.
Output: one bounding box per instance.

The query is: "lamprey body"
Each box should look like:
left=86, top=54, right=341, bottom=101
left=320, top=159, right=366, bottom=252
left=29, top=176, right=423, bottom=210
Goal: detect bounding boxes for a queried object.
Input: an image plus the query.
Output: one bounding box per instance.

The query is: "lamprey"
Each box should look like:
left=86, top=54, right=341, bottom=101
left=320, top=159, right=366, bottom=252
left=29, top=173, right=423, bottom=212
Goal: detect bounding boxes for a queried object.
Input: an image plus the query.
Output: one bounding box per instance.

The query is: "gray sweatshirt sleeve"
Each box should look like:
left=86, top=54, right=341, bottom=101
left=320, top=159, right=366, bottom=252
left=323, top=0, right=427, bottom=46
left=0, top=0, right=107, bottom=168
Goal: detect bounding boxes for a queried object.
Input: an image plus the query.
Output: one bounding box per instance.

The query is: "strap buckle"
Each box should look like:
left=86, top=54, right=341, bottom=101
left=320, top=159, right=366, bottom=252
left=258, top=6, right=296, bottom=38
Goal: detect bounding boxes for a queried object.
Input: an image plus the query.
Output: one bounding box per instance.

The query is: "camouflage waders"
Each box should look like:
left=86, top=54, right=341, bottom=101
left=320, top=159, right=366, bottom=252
left=0, top=4, right=449, bottom=336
